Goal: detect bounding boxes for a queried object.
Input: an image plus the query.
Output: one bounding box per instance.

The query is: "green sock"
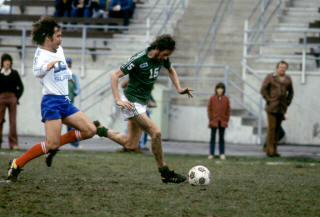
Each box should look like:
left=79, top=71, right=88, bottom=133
left=96, top=126, right=108, bottom=137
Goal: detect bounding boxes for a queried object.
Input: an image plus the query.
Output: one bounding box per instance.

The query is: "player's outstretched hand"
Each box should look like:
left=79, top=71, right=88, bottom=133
left=179, top=88, right=193, bottom=98
left=116, top=100, right=133, bottom=110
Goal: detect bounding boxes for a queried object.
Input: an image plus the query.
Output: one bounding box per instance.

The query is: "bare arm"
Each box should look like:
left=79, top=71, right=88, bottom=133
left=110, top=68, right=133, bottom=110
left=167, top=66, right=193, bottom=97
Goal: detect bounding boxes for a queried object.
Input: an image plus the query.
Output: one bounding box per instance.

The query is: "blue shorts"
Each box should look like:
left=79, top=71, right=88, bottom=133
left=41, top=95, right=79, bottom=123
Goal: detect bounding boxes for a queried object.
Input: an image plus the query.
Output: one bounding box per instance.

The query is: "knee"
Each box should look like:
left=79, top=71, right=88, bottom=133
left=86, top=124, right=97, bottom=138
left=81, top=123, right=96, bottom=139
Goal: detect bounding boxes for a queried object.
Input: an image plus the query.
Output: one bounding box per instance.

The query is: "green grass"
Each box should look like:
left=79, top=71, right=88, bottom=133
left=0, top=150, right=319, bottom=217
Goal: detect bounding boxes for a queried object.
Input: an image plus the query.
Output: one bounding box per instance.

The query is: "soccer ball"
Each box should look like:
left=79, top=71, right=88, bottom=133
left=188, top=165, right=211, bottom=185
left=54, top=61, right=67, bottom=73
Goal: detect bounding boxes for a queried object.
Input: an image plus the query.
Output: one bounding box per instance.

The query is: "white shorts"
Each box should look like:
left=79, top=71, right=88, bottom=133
left=120, top=94, right=147, bottom=120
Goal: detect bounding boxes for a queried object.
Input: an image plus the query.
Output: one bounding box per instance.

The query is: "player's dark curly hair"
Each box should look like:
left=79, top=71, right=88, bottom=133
left=215, top=82, right=226, bottom=95
left=149, top=34, right=176, bottom=51
left=1, top=53, right=13, bottom=68
left=32, top=16, right=60, bottom=45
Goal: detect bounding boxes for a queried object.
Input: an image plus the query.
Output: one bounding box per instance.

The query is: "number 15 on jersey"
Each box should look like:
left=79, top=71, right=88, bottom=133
left=149, top=68, right=159, bottom=79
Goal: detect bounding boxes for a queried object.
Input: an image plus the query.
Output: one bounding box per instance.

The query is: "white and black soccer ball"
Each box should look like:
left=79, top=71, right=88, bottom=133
left=188, top=165, right=211, bottom=185
left=54, top=61, right=67, bottom=73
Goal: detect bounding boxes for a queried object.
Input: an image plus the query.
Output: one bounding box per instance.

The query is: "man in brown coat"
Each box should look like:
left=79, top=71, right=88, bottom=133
left=260, top=60, right=294, bottom=157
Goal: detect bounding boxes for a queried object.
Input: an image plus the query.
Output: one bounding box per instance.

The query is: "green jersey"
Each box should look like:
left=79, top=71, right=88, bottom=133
left=120, top=47, right=171, bottom=105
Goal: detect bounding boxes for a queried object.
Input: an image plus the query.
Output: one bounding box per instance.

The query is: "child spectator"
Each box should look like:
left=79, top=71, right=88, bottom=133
left=207, top=82, right=230, bottom=160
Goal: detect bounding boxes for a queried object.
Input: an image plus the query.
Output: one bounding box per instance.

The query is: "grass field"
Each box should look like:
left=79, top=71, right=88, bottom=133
left=0, top=150, right=319, bottom=217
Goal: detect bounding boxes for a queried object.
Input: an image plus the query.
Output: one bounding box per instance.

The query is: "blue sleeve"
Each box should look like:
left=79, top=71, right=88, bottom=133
left=121, top=0, right=133, bottom=11
left=73, top=74, right=81, bottom=96
left=109, top=0, right=133, bottom=11
left=108, top=0, right=118, bottom=12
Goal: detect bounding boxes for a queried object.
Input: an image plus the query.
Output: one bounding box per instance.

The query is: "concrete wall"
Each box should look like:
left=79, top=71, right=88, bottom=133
left=5, top=63, right=319, bottom=146
left=166, top=105, right=257, bottom=144
left=244, top=71, right=320, bottom=145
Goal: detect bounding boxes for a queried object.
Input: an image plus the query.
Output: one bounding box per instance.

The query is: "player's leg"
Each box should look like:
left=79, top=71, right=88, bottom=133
left=62, top=111, right=96, bottom=141
left=132, top=113, right=164, bottom=167
left=8, top=119, right=62, bottom=181
left=67, top=125, right=80, bottom=147
left=124, top=119, right=143, bottom=150
left=44, top=111, right=96, bottom=167
left=132, top=113, right=186, bottom=183
left=94, top=120, right=129, bottom=147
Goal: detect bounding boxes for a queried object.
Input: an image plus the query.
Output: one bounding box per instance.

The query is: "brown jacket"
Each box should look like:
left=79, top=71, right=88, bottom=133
left=260, top=73, right=294, bottom=114
left=207, top=94, right=230, bottom=128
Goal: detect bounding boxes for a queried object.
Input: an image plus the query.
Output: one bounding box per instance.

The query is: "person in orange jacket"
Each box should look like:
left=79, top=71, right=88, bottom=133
left=207, top=82, right=230, bottom=160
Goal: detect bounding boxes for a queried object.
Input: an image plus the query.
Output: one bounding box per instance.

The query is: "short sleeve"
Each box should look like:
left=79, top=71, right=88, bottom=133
left=120, top=57, right=138, bottom=75
left=163, top=57, right=171, bottom=69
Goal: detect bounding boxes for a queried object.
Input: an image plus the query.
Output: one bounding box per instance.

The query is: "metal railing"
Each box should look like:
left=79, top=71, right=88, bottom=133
left=242, top=0, right=282, bottom=81
left=194, top=0, right=232, bottom=89
left=158, top=63, right=264, bottom=145
left=243, top=23, right=320, bottom=84
left=242, top=0, right=320, bottom=84
left=246, top=0, right=281, bottom=53
left=0, top=0, right=186, bottom=77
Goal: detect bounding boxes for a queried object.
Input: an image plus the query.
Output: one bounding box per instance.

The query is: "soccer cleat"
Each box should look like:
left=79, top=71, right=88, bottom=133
left=93, top=120, right=108, bottom=137
left=159, top=166, right=186, bottom=184
left=93, top=120, right=102, bottom=128
left=7, top=159, right=22, bottom=182
left=45, top=149, right=59, bottom=167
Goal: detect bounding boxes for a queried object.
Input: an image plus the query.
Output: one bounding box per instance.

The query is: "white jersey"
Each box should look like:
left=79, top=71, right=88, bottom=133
left=33, top=46, right=72, bottom=95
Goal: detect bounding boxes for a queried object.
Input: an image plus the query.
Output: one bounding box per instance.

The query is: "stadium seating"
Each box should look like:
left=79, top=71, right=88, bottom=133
left=3, top=0, right=54, bottom=14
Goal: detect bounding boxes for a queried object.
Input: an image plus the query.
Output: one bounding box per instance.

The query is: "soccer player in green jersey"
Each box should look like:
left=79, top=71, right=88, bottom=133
left=94, top=34, right=193, bottom=183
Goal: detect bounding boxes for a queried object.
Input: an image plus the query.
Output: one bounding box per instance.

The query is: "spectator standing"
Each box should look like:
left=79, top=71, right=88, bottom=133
left=207, top=82, right=230, bottom=160
left=260, top=60, right=294, bottom=157
left=0, top=53, right=24, bottom=149
left=108, top=0, right=134, bottom=26
left=66, top=57, right=81, bottom=148
left=263, top=115, right=288, bottom=151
